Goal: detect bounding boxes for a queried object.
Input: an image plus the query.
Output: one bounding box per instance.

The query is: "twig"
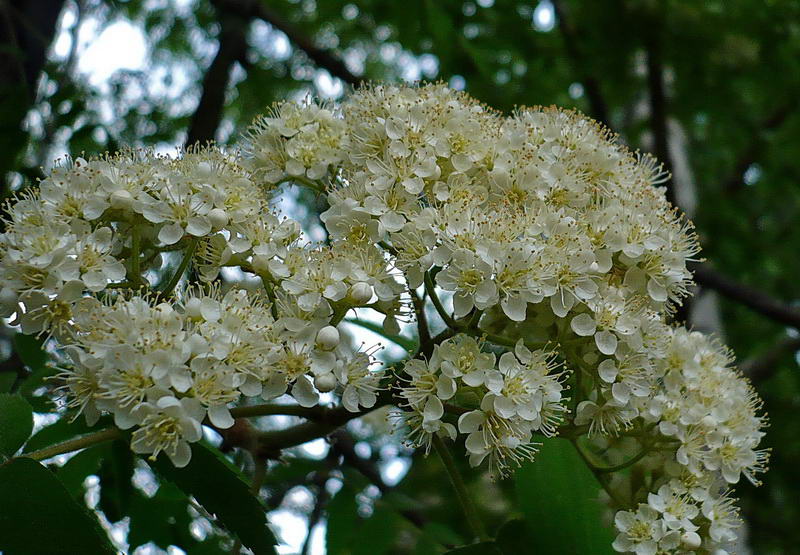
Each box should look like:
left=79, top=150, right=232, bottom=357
left=424, top=272, right=460, bottom=330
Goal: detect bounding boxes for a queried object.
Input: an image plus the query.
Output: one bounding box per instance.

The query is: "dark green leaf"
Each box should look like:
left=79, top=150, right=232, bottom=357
left=514, top=439, right=615, bottom=554
left=326, top=484, right=360, bottom=554
left=444, top=542, right=500, bottom=554
left=0, top=393, right=33, bottom=457
left=12, top=334, right=47, bottom=370
left=97, top=439, right=135, bottom=522
left=493, top=519, right=528, bottom=554
left=0, top=457, right=115, bottom=554
left=0, top=372, right=15, bottom=393
left=57, top=444, right=111, bottom=499
left=128, top=484, right=193, bottom=550
left=149, top=442, right=278, bottom=554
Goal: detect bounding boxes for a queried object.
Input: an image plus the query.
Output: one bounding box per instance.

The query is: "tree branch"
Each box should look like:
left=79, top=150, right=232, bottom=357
left=644, top=20, right=674, bottom=206
left=331, top=430, right=427, bottom=529
left=217, top=0, right=360, bottom=87
left=691, top=263, right=800, bottom=329
left=551, top=0, right=609, bottom=125
left=185, top=0, right=251, bottom=146
left=253, top=3, right=360, bottom=87
left=740, top=335, right=800, bottom=383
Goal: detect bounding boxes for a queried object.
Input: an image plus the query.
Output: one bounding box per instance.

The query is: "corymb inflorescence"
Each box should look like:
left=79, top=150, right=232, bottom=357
left=0, top=83, right=767, bottom=554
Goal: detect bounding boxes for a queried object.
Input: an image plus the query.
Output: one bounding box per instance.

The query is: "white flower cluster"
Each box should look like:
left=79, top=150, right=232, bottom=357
left=400, top=334, right=566, bottom=475
left=0, top=83, right=767, bottom=553
left=241, top=84, right=766, bottom=553
left=0, top=147, right=386, bottom=467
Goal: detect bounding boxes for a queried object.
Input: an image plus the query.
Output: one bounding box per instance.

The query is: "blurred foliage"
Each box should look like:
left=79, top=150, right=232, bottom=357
left=1, top=0, right=800, bottom=553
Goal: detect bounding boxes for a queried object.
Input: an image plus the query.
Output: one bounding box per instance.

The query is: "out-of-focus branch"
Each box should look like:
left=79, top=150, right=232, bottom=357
left=216, top=0, right=359, bottom=87
left=740, top=335, right=800, bottom=384
left=331, top=430, right=427, bottom=530
left=185, top=0, right=250, bottom=146
left=0, top=0, right=66, bottom=194
left=254, top=3, right=360, bottom=87
left=691, top=264, right=800, bottom=329
left=644, top=22, right=674, bottom=206
left=551, top=0, right=609, bottom=125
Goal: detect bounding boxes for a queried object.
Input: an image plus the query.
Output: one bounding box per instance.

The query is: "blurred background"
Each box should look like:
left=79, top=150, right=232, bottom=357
left=1, top=0, right=799, bottom=553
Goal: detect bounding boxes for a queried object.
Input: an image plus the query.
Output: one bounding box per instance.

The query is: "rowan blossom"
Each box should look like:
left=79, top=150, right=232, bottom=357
left=0, top=83, right=767, bottom=554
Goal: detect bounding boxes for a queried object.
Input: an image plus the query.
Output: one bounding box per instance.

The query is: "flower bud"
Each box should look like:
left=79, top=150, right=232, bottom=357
left=680, top=532, right=701, bottom=550
left=110, top=189, right=134, bottom=210
left=314, top=373, right=337, bottom=393
left=316, top=325, right=340, bottom=351
left=208, top=208, right=229, bottom=229
left=349, top=282, right=373, bottom=305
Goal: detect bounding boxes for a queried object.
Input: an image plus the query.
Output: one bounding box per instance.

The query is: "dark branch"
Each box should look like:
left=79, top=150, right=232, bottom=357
left=217, top=0, right=359, bottom=87
left=741, top=335, right=800, bottom=384
left=691, top=263, right=800, bottom=329
left=331, top=430, right=427, bottom=529
left=254, top=4, right=360, bottom=87
left=0, top=0, right=66, bottom=194
left=551, top=0, right=609, bottom=125
left=185, top=1, right=250, bottom=146
left=644, top=23, right=674, bottom=206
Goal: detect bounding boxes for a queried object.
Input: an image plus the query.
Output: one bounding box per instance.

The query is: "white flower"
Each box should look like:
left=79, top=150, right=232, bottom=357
left=130, top=396, right=205, bottom=467
left=612, top=505, right=665, bottom=555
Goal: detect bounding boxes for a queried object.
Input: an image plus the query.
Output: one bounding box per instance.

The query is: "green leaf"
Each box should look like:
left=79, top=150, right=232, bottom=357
left=12, top=333, right=47, bottom=370
left=57, top=444, right=111, bottom=499
left=444, top=542, right=500, bottom=554
left=148, top=442, right=278, bottom=554
left=97, top=439, right=135, bottom=522
left=0, top=457, right=115, bottom=554
left=0, top=393, right=33, bottom=457
left=128, top=484, right=192, bottom=550
left=326, top=484, right=360, bottom=554
left=493, top=519, right=528, bottom=554
left=514, top=438, right=615, bottom=554
left=0, top=372, right=15, bottom=393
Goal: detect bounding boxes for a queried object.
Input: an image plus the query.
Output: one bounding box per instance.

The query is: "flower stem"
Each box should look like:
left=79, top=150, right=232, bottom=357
left=570, top=438, right=630, bottom=508
left=21, top=427, right=122, bottom=461
left=424, top=271, right=460, bottom=329
left=432, top=434, right=489, bottom=543
left=130, top=225, right=142, bottom=283
left=161, top=237, right=199, bottom=296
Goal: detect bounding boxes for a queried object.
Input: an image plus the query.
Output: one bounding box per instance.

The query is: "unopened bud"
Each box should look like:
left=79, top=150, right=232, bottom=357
left=316, top=325, right=340, bottom=350
left=680, top=532, right=701, bottom=550
left=208, top=208, right=229, bottom=229
left=349, top=282, right=373, bottom=305
left=314, top=373, right=337, bottom=393
left=110, top=189, right=134, bottom=210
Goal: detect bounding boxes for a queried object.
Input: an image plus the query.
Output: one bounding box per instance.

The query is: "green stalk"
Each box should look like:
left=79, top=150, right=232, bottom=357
left=432, top=435, right=489, bottom=543
left=160, top=237, right=199, bottom=296
left=21, top=428, right=122, bottom=461
left=424, top=271, right=460, bottom=329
